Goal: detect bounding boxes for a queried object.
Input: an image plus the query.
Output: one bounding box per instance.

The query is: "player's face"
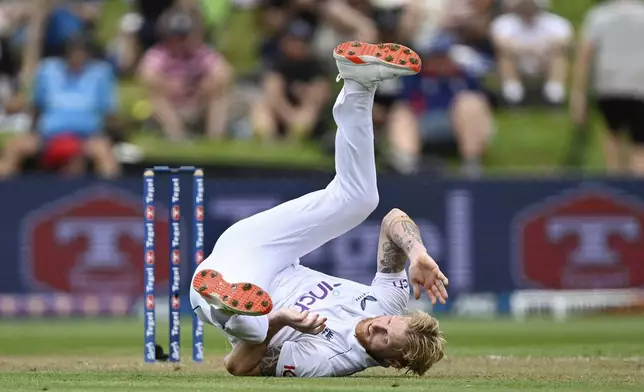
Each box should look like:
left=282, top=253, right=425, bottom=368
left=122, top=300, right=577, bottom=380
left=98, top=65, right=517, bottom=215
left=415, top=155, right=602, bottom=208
left=356, top=315, right=408, bottom=367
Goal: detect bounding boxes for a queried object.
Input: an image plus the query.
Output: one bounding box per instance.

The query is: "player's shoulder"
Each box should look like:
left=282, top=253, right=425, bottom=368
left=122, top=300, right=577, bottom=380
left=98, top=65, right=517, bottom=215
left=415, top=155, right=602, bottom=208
left=371, top=271, right=409, bottom=293
left=369, top=272, right=410, bottom=316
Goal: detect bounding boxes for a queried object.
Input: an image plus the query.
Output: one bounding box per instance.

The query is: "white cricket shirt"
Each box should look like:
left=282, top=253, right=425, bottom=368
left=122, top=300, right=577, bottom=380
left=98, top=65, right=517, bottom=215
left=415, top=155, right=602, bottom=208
left=267, top=264, right=410, bottom=377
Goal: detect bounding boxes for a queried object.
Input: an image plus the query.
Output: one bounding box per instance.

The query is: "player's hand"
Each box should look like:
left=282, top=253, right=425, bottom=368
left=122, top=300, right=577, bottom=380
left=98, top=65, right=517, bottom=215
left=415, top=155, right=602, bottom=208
left=408, top=251, right=449, bottom=305
left=276, top=309, right=327, bottom=335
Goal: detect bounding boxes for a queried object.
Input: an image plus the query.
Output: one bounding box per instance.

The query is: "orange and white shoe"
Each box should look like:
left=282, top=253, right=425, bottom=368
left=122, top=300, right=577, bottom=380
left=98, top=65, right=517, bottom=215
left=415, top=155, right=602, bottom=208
left=192, top=269, right=273, bottom=316
left=333, top=41, right=421, bottom=87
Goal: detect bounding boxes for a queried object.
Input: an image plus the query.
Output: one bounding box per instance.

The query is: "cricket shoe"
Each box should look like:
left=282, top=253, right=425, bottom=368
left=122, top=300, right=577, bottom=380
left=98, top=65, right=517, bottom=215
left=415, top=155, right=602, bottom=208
left=192, top=269, right=273, bottom=316
left=333, top=41, right=421, bottom=87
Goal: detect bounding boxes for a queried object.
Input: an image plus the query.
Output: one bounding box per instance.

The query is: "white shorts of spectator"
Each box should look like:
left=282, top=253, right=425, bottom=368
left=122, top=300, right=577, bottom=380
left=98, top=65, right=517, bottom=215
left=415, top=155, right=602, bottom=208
left=491, top=10, right=572, bottom=76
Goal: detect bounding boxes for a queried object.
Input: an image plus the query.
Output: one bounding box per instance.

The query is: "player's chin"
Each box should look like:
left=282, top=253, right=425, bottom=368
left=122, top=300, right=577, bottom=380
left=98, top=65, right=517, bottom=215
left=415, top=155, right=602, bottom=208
left=355, top=318, right=374, bottom=346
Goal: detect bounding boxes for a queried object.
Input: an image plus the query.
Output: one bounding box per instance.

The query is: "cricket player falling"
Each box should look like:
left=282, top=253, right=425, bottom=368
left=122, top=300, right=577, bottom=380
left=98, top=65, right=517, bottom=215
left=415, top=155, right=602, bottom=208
left=190, top=41, right=449, bottom=377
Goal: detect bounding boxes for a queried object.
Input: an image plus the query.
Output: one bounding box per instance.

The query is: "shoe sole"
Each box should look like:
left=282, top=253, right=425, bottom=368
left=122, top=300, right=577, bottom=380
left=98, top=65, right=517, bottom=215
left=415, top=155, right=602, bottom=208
left=333, top=41, right=422, bottom=74
left=192, top=269, right=273, bottom=316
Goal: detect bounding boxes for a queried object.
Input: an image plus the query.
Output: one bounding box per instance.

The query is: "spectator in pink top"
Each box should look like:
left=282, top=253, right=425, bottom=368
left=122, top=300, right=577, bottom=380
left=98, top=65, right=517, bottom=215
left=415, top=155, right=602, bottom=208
left=137, top=7, right=232, bottom=141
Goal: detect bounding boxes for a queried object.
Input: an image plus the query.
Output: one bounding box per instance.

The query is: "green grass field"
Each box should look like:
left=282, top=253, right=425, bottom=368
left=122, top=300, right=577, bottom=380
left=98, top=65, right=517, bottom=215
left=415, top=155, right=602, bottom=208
left=0, top=316, right=642, bottom=391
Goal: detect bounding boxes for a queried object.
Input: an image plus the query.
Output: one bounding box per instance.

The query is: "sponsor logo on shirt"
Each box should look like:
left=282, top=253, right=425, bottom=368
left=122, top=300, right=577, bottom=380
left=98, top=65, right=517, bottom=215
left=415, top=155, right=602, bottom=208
left=359, top=295, right=377, bottom=311
left=321, top=327, right=335, bottom=341
left=282, top=365, right=296, bottom=377
left=292, top=281, right=342, bottom=312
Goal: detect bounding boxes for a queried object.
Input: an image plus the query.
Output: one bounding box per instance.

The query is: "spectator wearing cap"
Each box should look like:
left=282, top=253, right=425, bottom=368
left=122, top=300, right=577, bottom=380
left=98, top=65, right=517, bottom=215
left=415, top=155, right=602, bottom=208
left=491, top=0, right=572, bottom=106
left=116, top=0, right=176, bottom=75
left=17, top=0, right=103, bottom=87
left=251, top=19, right=330, bottom=142
left=116, top=0, right=206, bottom=75
left=259, top=0, right=321, bottom=69
left=571, top=0, right=644, bottom=175
left=137, top=6, right=232, bottom=141
left=440, top=0, right=502, bottom=61
left=260, top=0, right=377, bottom=71
left=368, top=0, right=425, bottom=130
left=387, top=34, right=494, bottom=177
left=0, top=35, right=120, bottom=178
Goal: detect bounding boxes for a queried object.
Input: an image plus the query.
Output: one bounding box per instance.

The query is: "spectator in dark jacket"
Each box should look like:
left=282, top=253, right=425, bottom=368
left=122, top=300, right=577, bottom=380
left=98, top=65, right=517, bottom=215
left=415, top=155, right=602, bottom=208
left=387, top=34, right=494, bottom=177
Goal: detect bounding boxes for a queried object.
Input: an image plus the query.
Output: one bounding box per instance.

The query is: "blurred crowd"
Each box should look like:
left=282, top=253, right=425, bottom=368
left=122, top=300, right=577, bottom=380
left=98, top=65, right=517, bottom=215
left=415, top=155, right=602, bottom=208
left=0, top=0, right=641, bottom=178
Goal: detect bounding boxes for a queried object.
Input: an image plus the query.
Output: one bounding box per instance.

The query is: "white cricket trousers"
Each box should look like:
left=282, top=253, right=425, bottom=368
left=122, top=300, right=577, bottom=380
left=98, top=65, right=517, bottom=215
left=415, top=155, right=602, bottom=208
left=190, top=80, right=378, bottom=343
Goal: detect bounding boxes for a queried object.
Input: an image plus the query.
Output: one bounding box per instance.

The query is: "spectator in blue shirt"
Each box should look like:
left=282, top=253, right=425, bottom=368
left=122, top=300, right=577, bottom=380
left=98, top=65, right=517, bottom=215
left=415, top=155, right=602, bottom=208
left=0, top=35, right=120, bottom=178
left=17, top=0, right=103, bottom=87
left=387, top=33, right=494, bottom=177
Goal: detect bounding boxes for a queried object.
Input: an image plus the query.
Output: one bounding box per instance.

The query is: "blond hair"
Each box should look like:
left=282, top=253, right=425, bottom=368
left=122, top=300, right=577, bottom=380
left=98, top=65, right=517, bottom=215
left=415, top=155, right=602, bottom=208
left=400, top=311, right=445, bottom=376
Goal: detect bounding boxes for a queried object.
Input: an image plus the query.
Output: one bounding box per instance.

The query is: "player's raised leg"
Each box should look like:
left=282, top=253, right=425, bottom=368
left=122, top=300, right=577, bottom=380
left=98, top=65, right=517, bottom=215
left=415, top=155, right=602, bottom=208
left=192, top=42, right=421, bottom=319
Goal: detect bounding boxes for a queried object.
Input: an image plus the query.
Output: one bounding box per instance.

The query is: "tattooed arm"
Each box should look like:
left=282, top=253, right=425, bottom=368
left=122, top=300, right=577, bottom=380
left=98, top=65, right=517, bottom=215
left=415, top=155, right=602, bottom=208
left=377, top=208, right=449, bottom=303
left=258, top=346, right=282, bottom=376
left=377, top=208, right=427, bottom=273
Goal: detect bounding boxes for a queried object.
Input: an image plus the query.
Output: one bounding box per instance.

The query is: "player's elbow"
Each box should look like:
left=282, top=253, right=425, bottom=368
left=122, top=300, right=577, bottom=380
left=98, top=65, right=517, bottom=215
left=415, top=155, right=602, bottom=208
left=224, top=355, right=254, bottom=376
left=225, top=364, right=246, bottom=377
left=383, top=208, right=406, bottom=226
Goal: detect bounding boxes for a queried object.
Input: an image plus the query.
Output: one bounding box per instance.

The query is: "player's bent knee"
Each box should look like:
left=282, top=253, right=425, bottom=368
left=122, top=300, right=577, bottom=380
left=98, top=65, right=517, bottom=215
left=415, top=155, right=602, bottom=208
left=347, top=192, right=379, bottom=220
left=332, top=177, right=379, bottom=216
left=365, top=193, right=379, bottom=212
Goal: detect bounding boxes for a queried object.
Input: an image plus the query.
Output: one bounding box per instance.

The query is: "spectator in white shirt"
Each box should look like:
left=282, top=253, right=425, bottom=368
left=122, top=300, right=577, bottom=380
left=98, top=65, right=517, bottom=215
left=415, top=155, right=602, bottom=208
left=571, top=0, right=644, bottom=176
left=491, top=0, right=572, bottom=105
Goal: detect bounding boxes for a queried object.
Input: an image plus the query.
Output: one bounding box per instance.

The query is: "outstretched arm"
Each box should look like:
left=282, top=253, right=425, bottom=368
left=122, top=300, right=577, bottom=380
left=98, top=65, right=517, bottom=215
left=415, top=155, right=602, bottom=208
left=377, top=208, right=449, bottom=303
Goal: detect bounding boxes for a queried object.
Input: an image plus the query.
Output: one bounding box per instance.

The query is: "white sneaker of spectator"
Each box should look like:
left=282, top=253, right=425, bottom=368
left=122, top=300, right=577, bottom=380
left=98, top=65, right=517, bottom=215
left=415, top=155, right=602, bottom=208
left=543, top=81, right=565, bottom=105
left=502, top=80, right=525, bottom=105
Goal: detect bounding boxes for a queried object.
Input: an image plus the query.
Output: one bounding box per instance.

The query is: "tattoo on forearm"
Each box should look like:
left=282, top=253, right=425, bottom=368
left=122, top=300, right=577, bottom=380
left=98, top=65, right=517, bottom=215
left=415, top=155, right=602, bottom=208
left=259, top=346, right=281, bottom=376
left=377, top=213, right=424, bottom=273
left=378, top=239, right=407, bottom=273
left=399, top=220, right=423, bottom=249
